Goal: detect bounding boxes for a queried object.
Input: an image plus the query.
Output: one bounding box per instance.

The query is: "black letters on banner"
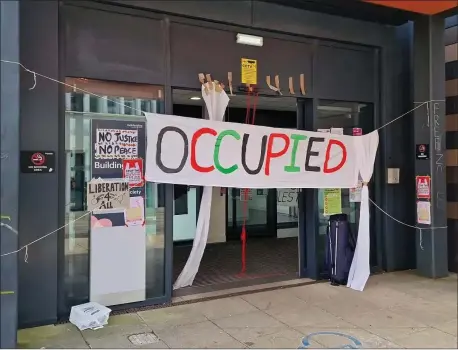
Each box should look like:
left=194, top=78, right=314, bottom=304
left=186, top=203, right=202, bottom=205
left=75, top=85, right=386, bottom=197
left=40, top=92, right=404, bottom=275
left=156, top=126, right=189, bottom=173
left=305, top=137, right=324, bottom=172
left=241, top=134, right=267, bottom=175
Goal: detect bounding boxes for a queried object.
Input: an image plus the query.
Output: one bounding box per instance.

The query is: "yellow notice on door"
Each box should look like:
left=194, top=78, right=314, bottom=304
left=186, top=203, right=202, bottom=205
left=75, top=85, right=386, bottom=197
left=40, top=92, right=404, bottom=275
left=323, top=188, right=342, bottom=216
left=241, top=58, right=257, bottom=85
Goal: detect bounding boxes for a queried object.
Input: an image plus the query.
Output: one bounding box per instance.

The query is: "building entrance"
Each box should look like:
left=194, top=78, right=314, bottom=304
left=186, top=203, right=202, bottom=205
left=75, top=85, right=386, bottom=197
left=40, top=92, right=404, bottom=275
left=171, top=91, right=300, bottom=295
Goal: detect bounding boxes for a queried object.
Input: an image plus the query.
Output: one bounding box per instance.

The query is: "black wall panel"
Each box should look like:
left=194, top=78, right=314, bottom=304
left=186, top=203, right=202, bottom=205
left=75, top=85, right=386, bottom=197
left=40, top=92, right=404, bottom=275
left=314, top=45, right=375, bottom=102
left=19, top=0, right=60, bottom=327
left=65, top=6, right=165, bottom=84
left=114, top=0, right=253, bottom=27
left=170, top=23, right=313, bottom=92
left=252, top=1, right=394, bottom=47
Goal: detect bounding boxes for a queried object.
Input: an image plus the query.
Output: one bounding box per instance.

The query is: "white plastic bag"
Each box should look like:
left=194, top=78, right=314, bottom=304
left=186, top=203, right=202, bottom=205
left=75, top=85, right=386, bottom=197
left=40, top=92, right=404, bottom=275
left=69, top=302, right=111, bottom=331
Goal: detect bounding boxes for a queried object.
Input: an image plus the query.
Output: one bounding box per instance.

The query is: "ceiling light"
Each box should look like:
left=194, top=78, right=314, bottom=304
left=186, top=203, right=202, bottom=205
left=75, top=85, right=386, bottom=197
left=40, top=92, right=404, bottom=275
left=236, top=33, right=263, bottom=47
left=190, top=96, right=201, bottom=100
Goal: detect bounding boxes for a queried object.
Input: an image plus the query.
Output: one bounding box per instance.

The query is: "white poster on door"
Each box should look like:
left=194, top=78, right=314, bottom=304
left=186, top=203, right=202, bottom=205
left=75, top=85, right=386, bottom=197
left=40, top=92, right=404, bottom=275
left=417, top=201, right=431, bottom=225
left=124, top=196, right=145, bottom=227
left=331, top=128, right=344, bottom=135
left=350, top=180, right=363, bottom=203
left=277, top=188, right=298, bottom=207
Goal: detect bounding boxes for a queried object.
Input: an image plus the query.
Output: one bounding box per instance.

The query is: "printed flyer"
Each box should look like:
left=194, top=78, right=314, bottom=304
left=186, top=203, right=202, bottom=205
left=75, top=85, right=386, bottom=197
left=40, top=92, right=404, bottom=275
left=416, top=176, right=431, bottom=200
left=323, top=188, right=342, bottom=216
left=417, top=201, right=431, bottom=225
left=350, top=180, right=363, bottom=203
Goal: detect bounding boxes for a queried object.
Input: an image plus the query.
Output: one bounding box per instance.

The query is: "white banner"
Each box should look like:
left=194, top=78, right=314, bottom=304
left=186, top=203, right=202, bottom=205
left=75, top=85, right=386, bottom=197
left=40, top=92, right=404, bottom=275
left=145, top=114, right=361, bottom=189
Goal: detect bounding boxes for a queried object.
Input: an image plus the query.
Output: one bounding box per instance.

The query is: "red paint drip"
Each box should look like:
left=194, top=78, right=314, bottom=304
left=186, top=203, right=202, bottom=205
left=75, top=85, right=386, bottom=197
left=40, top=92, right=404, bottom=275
left=239, top=88, right=259, bottom=276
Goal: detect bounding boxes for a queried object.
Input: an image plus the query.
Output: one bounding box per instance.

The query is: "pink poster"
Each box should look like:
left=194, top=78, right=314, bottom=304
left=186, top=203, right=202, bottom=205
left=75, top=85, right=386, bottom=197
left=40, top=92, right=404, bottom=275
left=353, top=128, right=362, bottom=136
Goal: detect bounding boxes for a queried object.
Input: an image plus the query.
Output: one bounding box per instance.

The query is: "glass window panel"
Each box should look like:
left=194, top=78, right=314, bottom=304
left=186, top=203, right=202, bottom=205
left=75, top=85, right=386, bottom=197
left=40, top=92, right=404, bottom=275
left=64, top=78, right=165, bottom=309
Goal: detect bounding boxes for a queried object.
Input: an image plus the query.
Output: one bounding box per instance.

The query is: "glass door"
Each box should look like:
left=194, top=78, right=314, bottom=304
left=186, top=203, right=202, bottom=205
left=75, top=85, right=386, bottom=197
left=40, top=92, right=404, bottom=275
left=63, top=78, right=167, bottom=311
left=171, top=94, right=204, bottom=242
left=315, top=100, right=377, bottom=276
left=172, top=185, right=198, bottom=241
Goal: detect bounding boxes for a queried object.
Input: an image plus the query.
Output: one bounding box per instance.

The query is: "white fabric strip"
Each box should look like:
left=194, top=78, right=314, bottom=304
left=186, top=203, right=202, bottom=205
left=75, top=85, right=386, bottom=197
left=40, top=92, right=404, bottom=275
left=347, top=131, right=379, bottom=291
left=172, top=83, right=229, bottom=289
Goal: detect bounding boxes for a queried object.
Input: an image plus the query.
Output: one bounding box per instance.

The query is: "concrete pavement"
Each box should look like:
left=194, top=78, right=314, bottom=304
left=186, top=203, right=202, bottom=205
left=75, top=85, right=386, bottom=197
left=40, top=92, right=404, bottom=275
left=18, top=271, right=457, bottom=348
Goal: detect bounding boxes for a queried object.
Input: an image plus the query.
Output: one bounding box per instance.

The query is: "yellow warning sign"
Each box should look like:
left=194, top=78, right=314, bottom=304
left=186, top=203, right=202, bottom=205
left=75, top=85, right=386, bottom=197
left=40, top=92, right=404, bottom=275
left=241, top=58, right=257, bottom=85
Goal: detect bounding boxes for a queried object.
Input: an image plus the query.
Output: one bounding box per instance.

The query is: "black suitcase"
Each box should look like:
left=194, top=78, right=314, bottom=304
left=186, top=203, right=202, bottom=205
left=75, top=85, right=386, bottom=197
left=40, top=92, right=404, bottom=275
left=325, top=214, right=357, bottom=286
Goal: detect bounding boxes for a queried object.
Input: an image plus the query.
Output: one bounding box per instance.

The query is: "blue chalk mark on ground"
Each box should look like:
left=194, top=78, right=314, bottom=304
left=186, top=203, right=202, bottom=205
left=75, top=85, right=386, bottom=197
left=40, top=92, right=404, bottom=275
left=299, top=331, right=362, bottom=349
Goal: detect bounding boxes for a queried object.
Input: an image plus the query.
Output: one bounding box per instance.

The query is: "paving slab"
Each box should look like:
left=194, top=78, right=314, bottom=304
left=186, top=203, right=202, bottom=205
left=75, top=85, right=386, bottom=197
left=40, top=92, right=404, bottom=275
left=393, top=327, right=458, bottom=348
left=434, top=319, right=458, bottom=337
left=192, top=296, right=257, bottom=320
left=80, top=314, right=152, bottom=341
left=17, top=324, right=87, bottom=349
left=240, top=288, right=308, bottom=311
left=388, top=297, right=457, bottom=326
left=361, top=327, right=428, bottom=344
left=287, top=282, right=342, bottom=305
left=153, top=320, right=245, bottom=348
left=313, top=294, right=384, bottom=318
left=212, top=310, right=285, bottom=330
left=359, top=285, right=422, bottom=309
left=137, top=304, right=207, bottom=330
left=264, top=303, right=349, bottom=329
left=342, top=308, right=429, bottom=329
left=229, top=326, right=322, bottom=349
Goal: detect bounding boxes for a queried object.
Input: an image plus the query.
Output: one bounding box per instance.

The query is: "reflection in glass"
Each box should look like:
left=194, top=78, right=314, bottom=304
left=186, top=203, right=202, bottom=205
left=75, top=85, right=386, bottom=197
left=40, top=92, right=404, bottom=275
left=64, top=79, right=165, bottom=309
left=276, top=189, right=298, bottom=238
left=232, top=188, right=268, bottom=227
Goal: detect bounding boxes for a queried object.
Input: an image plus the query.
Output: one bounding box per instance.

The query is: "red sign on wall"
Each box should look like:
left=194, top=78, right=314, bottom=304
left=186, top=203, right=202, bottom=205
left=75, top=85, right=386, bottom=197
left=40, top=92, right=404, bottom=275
left=416, top=176, right=431, bottom=200
left=122, top=159, right=144, bottom=188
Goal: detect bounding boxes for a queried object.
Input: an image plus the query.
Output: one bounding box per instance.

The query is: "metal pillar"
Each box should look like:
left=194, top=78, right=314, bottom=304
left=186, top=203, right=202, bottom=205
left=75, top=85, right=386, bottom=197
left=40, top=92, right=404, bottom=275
left=413, top=15, right=448, bottom=278
left=0, top=0, right=20, bottom=347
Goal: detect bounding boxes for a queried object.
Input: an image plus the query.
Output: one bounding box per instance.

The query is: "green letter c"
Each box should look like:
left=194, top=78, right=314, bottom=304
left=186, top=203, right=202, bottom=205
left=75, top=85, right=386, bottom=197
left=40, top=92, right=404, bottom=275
left=214, top=130, right=240, bottom=174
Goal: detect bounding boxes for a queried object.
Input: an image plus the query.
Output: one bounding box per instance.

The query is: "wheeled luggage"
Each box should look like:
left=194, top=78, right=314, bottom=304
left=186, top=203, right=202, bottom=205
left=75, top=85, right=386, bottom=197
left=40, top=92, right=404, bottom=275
left=325, top=214, right=357, bottom=286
